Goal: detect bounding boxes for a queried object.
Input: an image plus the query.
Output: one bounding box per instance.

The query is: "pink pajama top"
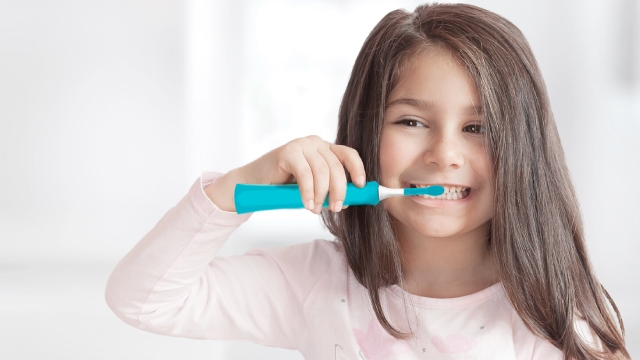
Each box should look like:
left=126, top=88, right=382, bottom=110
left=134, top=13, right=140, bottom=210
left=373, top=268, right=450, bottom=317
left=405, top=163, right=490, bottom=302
left=105, top=171, right=596, bottom=359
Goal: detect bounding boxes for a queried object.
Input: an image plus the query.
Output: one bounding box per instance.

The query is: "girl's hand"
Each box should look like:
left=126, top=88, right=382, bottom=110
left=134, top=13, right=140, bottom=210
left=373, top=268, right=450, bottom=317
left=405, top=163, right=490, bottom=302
left=205, top=135, right=367, bottom=214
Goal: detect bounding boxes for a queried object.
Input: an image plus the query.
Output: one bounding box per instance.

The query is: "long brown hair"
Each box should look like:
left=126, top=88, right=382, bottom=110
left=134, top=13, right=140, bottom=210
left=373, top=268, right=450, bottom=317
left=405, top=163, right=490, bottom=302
left=320, top=3, right=628, bottom=359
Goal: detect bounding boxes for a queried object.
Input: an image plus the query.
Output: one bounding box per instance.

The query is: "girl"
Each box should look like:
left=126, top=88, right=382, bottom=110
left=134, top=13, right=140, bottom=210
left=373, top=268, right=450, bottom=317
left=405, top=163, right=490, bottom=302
left=106, top=3, right=629, bottom=359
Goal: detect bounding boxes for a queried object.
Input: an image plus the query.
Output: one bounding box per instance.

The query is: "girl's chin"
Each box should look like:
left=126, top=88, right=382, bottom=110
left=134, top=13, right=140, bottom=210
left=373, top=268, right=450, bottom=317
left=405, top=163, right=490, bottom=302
left=405, top=221, right=468, bottom=238
left=416, top=229, right=465, bottom=238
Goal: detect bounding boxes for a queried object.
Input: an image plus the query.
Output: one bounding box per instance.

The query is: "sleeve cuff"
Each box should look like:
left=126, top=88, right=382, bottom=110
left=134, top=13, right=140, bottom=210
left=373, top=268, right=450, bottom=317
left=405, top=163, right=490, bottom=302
left=188, top=171, right=253, bottom=226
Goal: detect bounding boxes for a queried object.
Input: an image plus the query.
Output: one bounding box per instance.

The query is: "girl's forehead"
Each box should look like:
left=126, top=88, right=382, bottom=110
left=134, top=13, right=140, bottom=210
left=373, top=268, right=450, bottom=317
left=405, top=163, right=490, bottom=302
left=399, top=45, right=463, bottom=76
left=389, top=50, right=478, bottom=104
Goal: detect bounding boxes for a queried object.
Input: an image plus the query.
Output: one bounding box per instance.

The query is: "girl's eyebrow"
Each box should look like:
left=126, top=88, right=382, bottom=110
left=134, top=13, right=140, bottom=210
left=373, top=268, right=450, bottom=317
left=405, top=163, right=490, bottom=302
left=464, top=104, right=484, bottom=116
left=386, top=98, right=435, bottom=111
left=386, top=97, right=483, bottom=116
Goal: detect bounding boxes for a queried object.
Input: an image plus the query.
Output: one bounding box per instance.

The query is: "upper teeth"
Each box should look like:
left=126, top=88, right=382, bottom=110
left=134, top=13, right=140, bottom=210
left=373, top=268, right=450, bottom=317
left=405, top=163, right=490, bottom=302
left=413, top=184, right=469, bottom=193
left=411, top=184, right=471, bottom=200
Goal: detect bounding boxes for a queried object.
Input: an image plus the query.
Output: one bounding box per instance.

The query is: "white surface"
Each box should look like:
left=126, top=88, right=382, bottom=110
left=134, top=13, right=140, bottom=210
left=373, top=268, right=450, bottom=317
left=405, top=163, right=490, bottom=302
left=1, top=261, right=638, bottom=359
left=0, top=0, right=638, bottom=358
left=0, top=262, right=304, bottom=359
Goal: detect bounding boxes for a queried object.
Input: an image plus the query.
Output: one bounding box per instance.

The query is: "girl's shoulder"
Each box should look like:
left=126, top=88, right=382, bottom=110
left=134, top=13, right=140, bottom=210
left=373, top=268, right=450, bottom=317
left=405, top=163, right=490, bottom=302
left=246, top=238, right=343, bottom=264
left=510, top=308, right=564, bottom=359
left=511, top=307, right=608, bottom=358
left=244, top=238, right=347, bottom=286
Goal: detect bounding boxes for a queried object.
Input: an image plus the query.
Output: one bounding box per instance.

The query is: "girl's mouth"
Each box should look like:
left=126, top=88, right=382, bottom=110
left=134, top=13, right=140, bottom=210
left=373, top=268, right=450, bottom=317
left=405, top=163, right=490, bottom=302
left=409, top=183, right=472, bottom=200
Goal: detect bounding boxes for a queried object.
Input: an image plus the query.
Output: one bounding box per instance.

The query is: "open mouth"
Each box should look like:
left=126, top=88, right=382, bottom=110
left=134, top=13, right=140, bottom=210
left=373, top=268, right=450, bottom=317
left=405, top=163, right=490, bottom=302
left=409, top=183, right=472, bottom=200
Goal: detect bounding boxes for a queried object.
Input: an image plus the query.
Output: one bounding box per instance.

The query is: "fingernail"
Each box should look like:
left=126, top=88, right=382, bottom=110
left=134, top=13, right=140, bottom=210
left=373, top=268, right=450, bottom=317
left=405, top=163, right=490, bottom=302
left=333, top=201, right=343, bottom=212
left=358, top=176, right=366, bottom=186
left=306, top=200, right=314, bottom=210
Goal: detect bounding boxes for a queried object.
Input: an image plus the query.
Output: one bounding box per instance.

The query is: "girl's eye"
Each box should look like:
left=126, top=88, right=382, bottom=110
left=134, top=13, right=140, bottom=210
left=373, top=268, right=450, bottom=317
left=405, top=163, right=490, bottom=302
left=396, top=119, right=425, bottom=128
left=464, top=124, right=485, bottom=134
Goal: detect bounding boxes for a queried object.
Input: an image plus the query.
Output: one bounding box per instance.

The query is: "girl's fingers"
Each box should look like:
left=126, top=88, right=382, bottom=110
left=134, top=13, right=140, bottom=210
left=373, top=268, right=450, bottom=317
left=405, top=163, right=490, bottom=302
left=282, top=147, right=315, bottom=211
left=329, top=144, right=367, bottom=187
left=317, top=145, right=348, bottom=212
left=302, top=146, right=331, bottom=213
left=278, top=136, right=365, bottom=214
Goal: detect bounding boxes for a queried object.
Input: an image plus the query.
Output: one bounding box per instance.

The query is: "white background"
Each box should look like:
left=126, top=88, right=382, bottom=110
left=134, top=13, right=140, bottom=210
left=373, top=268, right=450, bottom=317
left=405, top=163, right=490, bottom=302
left=1, top=0, right=638, bottom=358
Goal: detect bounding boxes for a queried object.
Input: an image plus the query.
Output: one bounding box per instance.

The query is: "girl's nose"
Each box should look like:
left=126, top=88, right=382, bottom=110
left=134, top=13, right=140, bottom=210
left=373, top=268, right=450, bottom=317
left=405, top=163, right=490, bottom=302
left=423, top=133, right=465, bottom=169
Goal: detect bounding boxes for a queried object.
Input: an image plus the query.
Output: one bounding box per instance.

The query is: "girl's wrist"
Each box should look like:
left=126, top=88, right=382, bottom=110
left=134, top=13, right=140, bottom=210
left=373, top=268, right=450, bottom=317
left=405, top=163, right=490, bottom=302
left=204, top=168, right=247, bottom=212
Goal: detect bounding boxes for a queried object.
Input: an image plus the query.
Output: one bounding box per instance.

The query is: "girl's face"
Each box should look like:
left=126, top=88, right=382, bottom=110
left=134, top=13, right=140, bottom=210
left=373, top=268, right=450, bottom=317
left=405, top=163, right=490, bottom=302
left=380, top=47, right=494, bottom=239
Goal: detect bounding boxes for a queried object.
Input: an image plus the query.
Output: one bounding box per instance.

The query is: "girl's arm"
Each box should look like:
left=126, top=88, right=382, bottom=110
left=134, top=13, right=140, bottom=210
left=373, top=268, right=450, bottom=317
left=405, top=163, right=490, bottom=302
left=104, top=171, right=333, bottom=349
left=105, top=136, right=364, bottom=348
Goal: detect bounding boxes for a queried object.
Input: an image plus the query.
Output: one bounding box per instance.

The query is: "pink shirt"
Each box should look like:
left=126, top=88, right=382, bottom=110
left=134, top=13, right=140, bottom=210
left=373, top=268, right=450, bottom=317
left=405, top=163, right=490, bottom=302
left=105, top=172, right=565, bottom=359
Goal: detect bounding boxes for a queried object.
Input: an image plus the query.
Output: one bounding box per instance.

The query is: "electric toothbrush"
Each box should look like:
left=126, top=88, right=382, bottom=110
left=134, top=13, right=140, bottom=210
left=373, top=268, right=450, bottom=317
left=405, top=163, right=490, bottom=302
left=234, top=181, right=445, bottom=214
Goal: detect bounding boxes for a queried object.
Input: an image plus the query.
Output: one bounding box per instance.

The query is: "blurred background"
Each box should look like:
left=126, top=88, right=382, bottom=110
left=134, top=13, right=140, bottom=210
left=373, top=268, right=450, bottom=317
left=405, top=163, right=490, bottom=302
left=1, top=0, right=638, bottom=358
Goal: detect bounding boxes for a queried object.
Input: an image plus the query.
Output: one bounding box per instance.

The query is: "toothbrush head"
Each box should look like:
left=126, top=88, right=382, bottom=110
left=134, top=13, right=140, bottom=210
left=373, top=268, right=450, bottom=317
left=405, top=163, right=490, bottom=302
left=403, top=185, right=445, bottom=197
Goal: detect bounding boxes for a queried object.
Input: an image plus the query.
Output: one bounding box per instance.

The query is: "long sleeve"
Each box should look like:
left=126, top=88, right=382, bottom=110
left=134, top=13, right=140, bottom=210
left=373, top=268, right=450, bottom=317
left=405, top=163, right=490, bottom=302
left=104, top=171, right=333, bottom=350
left=105, top=171, right=568, bottom=359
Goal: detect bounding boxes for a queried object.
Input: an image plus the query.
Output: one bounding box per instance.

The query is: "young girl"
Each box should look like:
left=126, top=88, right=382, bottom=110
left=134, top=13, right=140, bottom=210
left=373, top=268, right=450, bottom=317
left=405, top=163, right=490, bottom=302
left=106, top=3, right=629, bottom=359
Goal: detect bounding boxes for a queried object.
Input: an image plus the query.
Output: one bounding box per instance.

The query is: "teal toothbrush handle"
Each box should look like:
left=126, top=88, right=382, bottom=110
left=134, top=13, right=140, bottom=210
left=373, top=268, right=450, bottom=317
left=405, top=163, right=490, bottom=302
left=234, top=181, right=380, bottom=214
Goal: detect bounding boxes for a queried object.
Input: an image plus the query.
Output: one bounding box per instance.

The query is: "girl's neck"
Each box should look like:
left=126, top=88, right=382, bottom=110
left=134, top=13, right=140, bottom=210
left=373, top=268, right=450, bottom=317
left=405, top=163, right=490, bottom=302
left=396, top=221, right=498, bottom=298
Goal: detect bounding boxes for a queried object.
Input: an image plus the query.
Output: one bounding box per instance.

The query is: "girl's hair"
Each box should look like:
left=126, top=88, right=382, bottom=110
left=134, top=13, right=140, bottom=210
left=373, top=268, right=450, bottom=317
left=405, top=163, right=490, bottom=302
left=321, top=3, right=629, bottom=359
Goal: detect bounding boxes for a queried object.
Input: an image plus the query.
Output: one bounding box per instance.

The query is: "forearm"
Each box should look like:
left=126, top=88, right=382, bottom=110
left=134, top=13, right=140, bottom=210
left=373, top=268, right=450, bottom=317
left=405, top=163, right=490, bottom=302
left=105, top=173, right=251, bottom=331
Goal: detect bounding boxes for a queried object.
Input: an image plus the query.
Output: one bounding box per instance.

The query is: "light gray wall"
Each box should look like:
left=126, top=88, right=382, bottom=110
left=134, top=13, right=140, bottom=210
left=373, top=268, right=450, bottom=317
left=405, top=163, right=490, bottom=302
left=1, top=0, right=638, bottom=358
left=0, top=0, right=186, bottom=262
